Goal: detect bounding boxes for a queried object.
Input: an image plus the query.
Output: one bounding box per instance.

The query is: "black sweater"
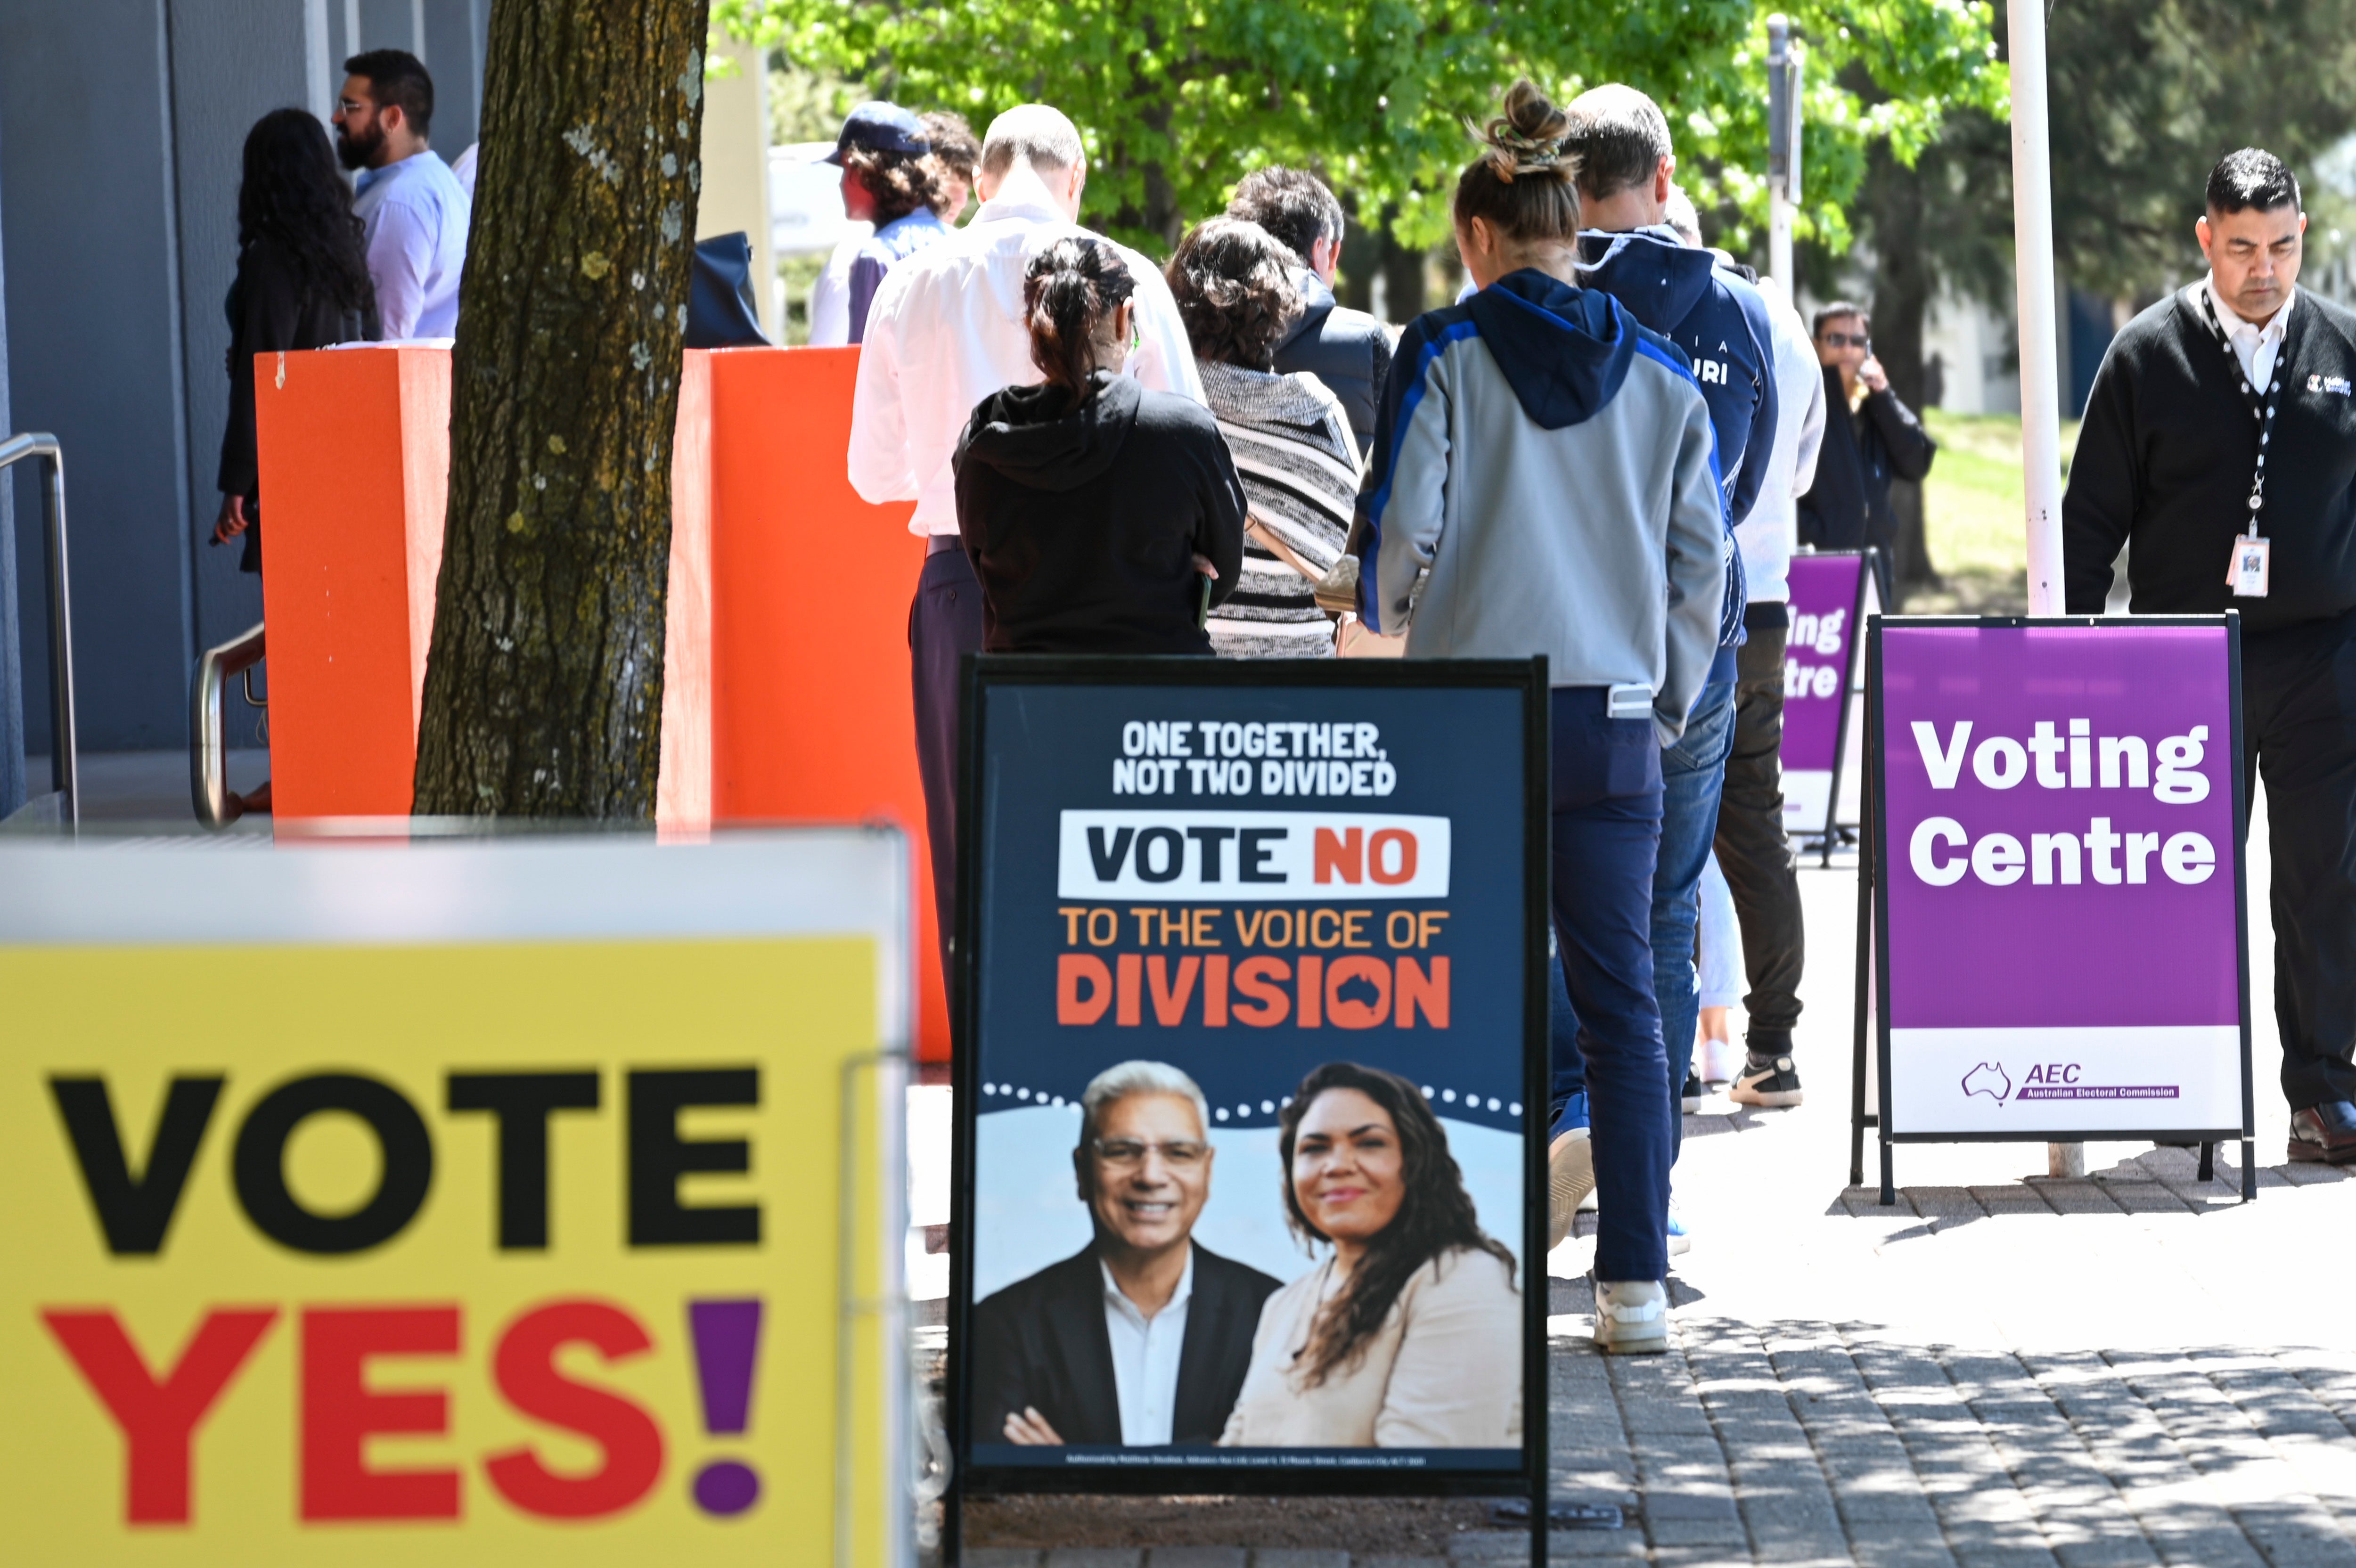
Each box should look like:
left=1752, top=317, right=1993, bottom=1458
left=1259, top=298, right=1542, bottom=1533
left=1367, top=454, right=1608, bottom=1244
left=217, top=237, right=377, bottom=572
left=953, top=371, right=1247, bottom=655
left=1796, top=367, right=1936, bottom=555
left=2063, top=287, right=2356, bottom=633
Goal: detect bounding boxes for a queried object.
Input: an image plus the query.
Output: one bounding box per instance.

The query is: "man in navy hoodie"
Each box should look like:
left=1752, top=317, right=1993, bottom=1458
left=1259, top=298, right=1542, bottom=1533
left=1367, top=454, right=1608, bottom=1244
left=1544, top=85, right=1782, bottom=1249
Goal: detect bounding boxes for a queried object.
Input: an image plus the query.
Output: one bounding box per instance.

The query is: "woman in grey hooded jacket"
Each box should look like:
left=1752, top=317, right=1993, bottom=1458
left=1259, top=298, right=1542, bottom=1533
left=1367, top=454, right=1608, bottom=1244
left=1357, top=79, right=1725, bottom=1354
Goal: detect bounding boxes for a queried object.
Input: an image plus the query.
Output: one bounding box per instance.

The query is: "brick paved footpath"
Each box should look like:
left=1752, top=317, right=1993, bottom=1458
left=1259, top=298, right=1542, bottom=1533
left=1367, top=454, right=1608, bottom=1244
left=956, top=793, right=2356, bottom=1565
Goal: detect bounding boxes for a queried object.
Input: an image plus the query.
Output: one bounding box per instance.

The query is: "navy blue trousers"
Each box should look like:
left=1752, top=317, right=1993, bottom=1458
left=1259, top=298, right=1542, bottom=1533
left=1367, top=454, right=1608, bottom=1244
left=1546, top=687, right=1672, bottom=1283
left=911, top=544, right=985, bottom=985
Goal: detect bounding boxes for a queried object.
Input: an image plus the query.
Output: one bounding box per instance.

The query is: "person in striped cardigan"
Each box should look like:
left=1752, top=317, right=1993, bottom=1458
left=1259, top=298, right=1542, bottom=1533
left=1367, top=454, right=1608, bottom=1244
left=1166, top=218, right=1363, bottom=659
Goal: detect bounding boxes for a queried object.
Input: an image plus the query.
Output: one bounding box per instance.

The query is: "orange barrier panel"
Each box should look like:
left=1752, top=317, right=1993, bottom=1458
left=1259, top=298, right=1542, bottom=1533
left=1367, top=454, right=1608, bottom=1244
left=704, top=347, right=944, bottom=1062
left=254, top=345, right=712, bottom=825
left=256, top=343, right=944, bottom=1061
left=254, top=346, right=449, bottom=819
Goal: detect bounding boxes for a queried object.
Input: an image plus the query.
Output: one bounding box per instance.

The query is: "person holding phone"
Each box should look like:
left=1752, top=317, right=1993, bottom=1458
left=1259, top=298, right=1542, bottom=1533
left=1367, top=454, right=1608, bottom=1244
left=1795, top=303, right=1936, bottom=604
left=952, top=236, right=1245, bottom=653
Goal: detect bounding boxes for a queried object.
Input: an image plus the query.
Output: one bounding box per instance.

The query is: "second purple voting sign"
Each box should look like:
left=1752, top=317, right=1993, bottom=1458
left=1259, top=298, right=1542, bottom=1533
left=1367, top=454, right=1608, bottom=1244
left=1865, top=618, right=2252, bottom=1146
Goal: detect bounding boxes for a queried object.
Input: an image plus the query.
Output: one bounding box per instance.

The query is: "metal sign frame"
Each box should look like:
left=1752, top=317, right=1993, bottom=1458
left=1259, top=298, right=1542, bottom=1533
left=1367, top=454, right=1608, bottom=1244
left=947, top=655, right=1552, bottom=1563
left=1849, top=615, right=2256, bottom=1203
left=1782, top=547, right=1877, bottom=862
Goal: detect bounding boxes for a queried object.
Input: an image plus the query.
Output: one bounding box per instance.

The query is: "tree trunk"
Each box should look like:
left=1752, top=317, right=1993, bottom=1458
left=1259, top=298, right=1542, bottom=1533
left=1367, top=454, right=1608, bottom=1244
left=412, top=0, right=710, bottom=817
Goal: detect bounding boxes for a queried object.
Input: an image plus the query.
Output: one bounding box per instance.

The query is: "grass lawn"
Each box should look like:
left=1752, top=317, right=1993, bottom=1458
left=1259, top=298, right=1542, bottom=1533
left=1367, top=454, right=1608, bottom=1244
left=1905, top=409, right=2079, bottom=616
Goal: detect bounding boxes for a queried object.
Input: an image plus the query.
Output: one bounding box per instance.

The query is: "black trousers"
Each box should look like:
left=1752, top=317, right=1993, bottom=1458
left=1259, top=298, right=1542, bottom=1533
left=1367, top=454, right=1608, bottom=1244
left=911, top=544, right=985, bottom=988
left=2242, top=607, right=2356, bottom=1111
left=1713, top=625, right=1806, bottom=1055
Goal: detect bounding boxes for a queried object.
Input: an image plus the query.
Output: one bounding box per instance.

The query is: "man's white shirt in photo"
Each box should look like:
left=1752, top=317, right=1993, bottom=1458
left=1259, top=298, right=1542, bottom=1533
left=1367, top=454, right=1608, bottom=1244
left=1100, top=1250, right=1193, bottom=1447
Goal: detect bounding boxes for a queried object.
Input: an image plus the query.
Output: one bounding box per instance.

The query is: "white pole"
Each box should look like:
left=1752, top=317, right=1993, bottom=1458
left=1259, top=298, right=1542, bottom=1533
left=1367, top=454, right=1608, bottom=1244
left=2009, top=0, right=2066, bottom=617
left=2006, top=0, right=2078, bottom=1176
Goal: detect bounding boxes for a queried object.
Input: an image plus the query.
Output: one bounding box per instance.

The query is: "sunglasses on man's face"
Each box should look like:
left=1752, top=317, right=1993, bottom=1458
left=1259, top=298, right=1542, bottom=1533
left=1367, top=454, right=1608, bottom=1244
left=1820, top=331, right=1871, bottom=349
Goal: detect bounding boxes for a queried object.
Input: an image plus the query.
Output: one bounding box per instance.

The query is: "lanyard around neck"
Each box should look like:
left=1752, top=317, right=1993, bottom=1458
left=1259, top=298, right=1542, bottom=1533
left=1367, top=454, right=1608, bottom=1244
left=2198, top=285, right=2282, bottom=537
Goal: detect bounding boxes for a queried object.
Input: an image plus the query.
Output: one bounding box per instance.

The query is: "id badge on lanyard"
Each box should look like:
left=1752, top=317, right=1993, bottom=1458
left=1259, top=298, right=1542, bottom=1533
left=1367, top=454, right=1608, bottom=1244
left=2228, top=533, right=2271, bottom=597
left=2200, top=287, right=2280, bottom=597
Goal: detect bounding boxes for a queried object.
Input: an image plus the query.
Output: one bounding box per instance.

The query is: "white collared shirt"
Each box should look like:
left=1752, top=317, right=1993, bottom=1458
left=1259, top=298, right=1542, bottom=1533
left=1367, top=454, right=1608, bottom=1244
left=847, top=183, right=1206, bottom=534
left=2205, top=274, right=2297, bottom=395
left=352, top=150, right=471, bottom=341
left=1099, top=1249, right=1193, bottom=1446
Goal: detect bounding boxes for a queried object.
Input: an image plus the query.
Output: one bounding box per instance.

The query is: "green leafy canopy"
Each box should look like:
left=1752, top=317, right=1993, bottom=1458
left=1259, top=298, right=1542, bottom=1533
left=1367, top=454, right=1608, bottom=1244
left=716, top=0, right=2005, bottom=259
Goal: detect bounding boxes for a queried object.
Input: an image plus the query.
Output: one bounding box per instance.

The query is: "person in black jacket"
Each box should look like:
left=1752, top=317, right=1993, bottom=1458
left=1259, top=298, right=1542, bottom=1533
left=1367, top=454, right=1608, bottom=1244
left=213, top=108, right=380, bottom=575
left=954, top=237, right=1246, bottom=653
left=1796, top=302, right=1934, bottom=603
left=2063, top=149, right=2356, bottom=1161
left=1227, top=167, right=1392, bottom=458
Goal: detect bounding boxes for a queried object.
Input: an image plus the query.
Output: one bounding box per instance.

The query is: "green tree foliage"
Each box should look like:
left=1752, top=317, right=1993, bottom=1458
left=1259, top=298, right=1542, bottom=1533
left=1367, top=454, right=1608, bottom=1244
left=716, top=0, right=2003, bottom=257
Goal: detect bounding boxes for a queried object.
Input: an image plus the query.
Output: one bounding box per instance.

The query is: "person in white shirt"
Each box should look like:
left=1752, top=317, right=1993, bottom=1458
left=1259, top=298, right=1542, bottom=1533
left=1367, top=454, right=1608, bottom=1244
left=969, top=1062, right=1281, bottom=1447
left=847, top=103, right=1204, bottom=980
left=1663, top=188, right=1829, bottom=1092
left=334, top=49, right=470, bottom=341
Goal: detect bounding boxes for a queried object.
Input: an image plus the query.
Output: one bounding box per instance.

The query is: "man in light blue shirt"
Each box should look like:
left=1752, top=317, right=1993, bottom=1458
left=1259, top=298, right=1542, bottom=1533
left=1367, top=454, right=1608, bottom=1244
left=335, top=49, right=470, bottom=340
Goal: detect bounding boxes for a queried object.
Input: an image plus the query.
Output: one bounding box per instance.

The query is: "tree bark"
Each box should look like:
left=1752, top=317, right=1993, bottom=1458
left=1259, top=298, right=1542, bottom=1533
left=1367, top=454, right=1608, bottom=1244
left=412, top=0, right=710, bottom=817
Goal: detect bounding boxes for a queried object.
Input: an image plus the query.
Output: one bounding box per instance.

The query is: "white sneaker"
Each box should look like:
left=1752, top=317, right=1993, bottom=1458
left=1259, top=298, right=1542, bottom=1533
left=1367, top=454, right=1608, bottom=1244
left=1667, top=1206, right=1692, bottom=1256
left=1548, top=1129, right=1594, bottom=1249
left=1593, top=1277, right=1669, bottom=1355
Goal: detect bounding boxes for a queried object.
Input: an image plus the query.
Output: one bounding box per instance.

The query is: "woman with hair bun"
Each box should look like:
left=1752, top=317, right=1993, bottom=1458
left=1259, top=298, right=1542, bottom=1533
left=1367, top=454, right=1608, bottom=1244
left=1356, top=79, right=1726, bottom=1353
left=1219, top=1062, right=1520, bottom=1448
left=1166, top=216, right=1360, bottom=659
left=953, top=236, right=1246, bottom=653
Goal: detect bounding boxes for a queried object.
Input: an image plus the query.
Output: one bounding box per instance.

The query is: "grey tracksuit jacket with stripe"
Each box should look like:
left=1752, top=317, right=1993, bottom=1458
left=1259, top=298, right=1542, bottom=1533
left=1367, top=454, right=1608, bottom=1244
left=1355, top=269, right=1727, bottom=743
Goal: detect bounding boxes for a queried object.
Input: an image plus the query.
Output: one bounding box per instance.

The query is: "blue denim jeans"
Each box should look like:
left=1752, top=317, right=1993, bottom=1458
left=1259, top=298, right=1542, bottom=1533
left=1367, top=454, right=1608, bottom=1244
left=1550, top=677, right=1738, bottom=1168
left=1545, top=687, right=1671, bottom=1283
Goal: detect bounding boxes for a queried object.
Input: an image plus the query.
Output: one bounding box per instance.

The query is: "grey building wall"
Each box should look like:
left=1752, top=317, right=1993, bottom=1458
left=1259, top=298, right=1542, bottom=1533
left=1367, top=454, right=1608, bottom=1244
left=1, top=0, right=483, bottom=756
left=1, top=0, right=193, bottom=753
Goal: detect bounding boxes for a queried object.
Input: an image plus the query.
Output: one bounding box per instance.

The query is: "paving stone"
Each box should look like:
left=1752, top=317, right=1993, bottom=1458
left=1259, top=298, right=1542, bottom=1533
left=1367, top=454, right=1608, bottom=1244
left=1046, top=1553, right=1143, bottom=1568
left=967, top=1552, right=1044, bottom=1568
left=1248, top=1554, right=1349, bottom=1568
left=1147, top=1551, right=1248, bottom=1568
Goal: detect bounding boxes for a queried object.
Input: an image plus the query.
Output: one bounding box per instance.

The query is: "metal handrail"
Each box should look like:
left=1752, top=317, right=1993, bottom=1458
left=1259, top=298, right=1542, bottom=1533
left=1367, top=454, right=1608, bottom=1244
left=0, top=432, right=76, bottom=826
left=191, top=622, right=265, bottom=830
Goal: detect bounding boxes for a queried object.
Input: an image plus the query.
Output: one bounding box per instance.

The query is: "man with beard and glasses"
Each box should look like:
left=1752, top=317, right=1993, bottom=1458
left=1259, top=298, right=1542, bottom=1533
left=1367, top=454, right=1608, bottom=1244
left=333, top=49, right=470, bottom=340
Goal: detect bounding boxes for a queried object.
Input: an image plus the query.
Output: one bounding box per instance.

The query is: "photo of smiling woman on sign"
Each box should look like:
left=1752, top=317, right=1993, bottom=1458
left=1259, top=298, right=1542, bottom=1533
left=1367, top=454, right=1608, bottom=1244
left=1218, top=1062, right=1522, bottom=1448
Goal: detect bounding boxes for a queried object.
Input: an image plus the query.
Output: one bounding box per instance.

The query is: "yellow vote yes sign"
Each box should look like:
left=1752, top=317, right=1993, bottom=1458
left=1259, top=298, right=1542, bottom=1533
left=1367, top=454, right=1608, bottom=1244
left=0, top=830, right=912, bottom=1566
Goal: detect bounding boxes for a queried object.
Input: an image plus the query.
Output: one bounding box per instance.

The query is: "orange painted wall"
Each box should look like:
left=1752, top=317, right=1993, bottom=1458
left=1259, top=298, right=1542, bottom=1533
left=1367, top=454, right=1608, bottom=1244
left=704, top=347, right=945, bottom=1062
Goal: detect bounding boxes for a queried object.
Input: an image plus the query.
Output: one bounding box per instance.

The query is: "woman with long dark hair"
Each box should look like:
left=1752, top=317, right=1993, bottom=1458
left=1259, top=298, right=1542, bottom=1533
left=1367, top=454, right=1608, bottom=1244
left=1218, top=1062, right=1521, bottom=1447
left=953, top=236, right=1245, bottom=653
left=212, top=107, right=379, bottom=574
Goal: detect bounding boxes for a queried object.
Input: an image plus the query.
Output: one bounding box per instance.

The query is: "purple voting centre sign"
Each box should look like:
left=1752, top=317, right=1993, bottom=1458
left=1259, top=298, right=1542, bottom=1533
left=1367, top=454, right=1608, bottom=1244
left=1781, top=551, right=1878, bottom=841
left=1862, top=618, right=2252, bottom=1172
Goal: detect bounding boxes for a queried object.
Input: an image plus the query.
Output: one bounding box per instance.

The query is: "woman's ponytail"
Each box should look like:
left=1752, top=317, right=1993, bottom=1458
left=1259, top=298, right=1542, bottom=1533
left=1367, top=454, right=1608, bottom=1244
left=1452, top=78, right=1580, bottom=244
left=1023, top=236, right=1137, bottom=402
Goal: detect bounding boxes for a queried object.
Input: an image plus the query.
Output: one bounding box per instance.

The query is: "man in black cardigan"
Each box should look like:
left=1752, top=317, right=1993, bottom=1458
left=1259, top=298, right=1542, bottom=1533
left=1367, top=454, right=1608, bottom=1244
left=971, top=1062, right=1279, bottom=1448
left=2064, top=148, right=2356, bottom=1162
left=1797, top=301, right=1937, bottom=605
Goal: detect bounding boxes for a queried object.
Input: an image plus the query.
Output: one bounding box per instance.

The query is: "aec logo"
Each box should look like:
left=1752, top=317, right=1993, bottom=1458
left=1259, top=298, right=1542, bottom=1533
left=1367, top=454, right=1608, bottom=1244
left=1962, top=1062, right=2012, bottom=1103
